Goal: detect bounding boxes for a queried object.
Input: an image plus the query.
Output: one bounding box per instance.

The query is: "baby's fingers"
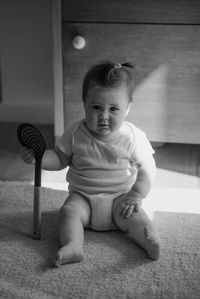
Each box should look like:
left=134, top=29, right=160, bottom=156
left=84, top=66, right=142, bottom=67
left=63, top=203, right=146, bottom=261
left=20, top=147, right=34, bottom=164
left=134, top=203, right=141, bottom=213
left=120, top=204, right=129, bottom=218
left=120, top=202, right=135, bottom=218
left=125, top=205, right=135, bottom=218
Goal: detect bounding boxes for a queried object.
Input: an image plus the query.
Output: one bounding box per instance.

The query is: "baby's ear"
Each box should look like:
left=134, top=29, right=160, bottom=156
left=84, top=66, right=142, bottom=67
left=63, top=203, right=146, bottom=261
left=125, top=103, right=132, bottom=117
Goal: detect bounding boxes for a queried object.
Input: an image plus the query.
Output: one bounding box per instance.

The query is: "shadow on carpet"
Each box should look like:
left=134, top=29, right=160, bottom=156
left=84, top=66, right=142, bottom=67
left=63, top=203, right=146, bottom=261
left=0, top=181, right=200, bottom=299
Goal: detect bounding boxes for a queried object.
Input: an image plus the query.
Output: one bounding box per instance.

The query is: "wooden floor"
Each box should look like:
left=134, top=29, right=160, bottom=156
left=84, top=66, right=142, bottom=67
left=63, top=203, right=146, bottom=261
left=0, top=143, right=200, bottom=189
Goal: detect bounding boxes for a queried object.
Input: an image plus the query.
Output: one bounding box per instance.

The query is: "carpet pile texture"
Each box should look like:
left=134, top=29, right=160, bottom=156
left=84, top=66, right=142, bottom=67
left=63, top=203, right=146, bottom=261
left=0, top=181, right=200, bottom=299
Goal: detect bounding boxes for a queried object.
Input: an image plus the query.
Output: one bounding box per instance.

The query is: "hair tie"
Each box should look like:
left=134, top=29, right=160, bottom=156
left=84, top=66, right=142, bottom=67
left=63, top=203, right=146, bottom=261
left=114, top=63, right=122, bottom=69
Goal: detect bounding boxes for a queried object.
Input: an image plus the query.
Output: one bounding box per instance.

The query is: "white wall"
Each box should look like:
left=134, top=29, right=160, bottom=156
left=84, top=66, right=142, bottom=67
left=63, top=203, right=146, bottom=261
left=0, top=0, right=54, bottom=123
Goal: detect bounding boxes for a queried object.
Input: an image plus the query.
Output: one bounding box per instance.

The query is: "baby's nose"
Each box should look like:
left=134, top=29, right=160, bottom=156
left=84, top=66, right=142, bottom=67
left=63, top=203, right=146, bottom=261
left=99, top=111, right=109, bottom=120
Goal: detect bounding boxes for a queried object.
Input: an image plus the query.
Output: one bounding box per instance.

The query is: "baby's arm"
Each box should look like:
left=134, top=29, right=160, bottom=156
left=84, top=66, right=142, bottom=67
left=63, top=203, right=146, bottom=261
left=21, top=146, right=71, bottom=171
left=41, top=147, right=71, bottom=170
left=130, top=155, right=156, bottom=199
left=121, top=155, right=156, bottom=218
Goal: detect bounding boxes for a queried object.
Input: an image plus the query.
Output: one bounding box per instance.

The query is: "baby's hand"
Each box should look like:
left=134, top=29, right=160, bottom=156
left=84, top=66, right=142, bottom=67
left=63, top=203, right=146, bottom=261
left=20, top=146, right=35, bottom=164
left=120, top=193, right=142, bottom=218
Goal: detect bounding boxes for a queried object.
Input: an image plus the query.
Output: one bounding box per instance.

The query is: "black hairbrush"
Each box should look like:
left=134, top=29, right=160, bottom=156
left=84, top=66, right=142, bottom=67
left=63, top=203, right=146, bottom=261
left=17, top=123, right=46, bottom=239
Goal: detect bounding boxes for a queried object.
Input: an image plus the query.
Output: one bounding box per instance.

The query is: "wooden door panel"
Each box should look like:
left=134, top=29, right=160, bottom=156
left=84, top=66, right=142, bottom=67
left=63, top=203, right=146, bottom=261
left=62, top=0, right=200, bottom=24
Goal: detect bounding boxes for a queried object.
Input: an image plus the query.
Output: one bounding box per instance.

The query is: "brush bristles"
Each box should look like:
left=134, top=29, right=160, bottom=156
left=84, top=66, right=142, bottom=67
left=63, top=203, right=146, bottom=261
left=18, top=124, right=46, bottom=158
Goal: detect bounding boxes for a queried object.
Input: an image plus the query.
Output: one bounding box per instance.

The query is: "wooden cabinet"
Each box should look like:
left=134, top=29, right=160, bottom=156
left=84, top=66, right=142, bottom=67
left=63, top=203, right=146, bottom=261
left=57, top=0, right=200, bottom=144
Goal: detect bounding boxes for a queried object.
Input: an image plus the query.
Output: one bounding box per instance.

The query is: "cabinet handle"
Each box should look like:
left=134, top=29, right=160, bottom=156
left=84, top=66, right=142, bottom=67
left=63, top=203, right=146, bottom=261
left=72, top=36, right=86, bottom=50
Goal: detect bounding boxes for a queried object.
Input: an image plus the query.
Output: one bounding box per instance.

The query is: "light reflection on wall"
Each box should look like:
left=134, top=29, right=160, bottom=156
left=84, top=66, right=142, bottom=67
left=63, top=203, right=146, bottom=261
left=127, top=65, right=169, bottom=141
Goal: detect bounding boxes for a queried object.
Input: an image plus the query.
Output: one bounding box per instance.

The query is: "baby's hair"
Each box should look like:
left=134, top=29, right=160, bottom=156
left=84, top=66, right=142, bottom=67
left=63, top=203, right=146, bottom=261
left=82, top=61, right=135, bottom=103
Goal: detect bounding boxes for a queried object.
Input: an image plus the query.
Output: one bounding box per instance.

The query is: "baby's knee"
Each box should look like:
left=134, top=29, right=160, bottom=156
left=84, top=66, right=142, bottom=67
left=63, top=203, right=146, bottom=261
left=60, top=203, right=78, bottom=219
left=60, top=200, right=91, bottom=227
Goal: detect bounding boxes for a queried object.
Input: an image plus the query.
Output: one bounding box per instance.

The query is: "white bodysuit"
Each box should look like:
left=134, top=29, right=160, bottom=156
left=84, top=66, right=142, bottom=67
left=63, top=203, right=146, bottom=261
left=57, top=120, right=154, bottom=230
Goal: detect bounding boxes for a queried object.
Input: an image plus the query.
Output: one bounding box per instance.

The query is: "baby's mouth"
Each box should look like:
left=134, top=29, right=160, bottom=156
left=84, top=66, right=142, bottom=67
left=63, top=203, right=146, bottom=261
left=98, top=124, right=109, bottom=128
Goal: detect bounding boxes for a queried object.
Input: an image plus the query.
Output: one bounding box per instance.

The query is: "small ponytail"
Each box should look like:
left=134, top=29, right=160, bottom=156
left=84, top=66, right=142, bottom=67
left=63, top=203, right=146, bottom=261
left=82, top=61, right=135, bottom=103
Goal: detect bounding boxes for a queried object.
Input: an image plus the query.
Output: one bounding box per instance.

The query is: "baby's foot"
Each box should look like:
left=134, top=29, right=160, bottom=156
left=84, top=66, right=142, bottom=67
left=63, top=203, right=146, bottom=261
left=53, top=242, right=84, bottom=267
left=143, top=227, right=161, bottom=260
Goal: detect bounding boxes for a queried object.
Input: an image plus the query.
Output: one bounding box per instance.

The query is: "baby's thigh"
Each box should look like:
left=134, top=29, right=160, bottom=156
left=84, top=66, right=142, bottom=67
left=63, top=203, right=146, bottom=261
left=61, top=192, right=91, bottom=227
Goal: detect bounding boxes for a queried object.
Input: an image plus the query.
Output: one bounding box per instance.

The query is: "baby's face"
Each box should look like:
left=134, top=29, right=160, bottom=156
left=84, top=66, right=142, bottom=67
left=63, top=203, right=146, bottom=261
left=84, top=85, right=131, bottom=139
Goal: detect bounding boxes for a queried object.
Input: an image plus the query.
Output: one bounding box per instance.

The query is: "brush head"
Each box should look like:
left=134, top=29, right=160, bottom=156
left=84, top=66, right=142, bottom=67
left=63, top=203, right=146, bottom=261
left=17, top=123, right=46, bottom=159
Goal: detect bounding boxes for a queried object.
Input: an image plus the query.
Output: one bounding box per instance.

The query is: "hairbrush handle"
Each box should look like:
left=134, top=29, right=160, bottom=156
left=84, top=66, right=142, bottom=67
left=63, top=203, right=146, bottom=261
left=35, top=158, right=42, bottom=187
left=33, top=186, right=41, bottom=239
left=33, top=158, right=42, bottom=239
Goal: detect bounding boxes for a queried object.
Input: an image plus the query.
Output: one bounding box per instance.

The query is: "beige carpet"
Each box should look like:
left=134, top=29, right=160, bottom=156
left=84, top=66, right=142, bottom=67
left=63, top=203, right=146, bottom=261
left=0, top=181, right=200, bottom=299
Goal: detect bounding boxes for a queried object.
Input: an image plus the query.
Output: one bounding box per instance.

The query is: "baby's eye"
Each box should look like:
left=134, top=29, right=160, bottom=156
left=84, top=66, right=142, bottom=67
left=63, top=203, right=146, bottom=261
left=92, top=105, right=101, bottom=110
left=110, top=106, right=119, bottom=112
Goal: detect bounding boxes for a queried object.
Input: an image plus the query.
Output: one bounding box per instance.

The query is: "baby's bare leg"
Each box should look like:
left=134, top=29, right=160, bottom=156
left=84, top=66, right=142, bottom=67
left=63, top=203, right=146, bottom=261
left=54, top=192, right=91, bottom=266
left=113, top=198, right=160, bottom=260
